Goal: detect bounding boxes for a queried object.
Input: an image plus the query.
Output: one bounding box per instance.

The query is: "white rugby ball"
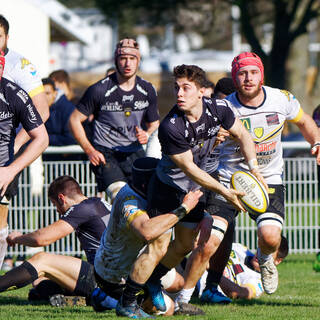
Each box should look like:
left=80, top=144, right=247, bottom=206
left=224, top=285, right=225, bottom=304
left=230, top=170, right=269, bottom=215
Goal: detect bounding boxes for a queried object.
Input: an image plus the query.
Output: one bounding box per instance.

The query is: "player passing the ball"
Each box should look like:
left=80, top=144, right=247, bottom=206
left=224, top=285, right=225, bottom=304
left=201, top=52, right=320, bottom=303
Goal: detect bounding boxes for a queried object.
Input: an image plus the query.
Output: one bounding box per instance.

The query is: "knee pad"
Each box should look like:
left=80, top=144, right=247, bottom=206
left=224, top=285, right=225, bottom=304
left=106, top=181, right=126, bottom=203
left=211, top=219, right=228, bottom=242
left=256, top=212, right=283, bottom=230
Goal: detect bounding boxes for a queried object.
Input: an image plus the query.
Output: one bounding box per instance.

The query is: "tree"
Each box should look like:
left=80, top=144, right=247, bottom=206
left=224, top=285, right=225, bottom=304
left=93, top=0, right=320, bottom=88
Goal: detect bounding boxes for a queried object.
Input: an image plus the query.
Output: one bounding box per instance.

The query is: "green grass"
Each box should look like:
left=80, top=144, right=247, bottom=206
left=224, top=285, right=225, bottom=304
left=0, top=254, right=319, bottom=319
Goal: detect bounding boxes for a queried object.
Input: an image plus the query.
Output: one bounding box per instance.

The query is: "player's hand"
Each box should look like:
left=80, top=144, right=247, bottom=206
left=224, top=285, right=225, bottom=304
left=224, top=188, right=246, bottom=212
left=0, top=167, right=16, bottom=197
left=311, top=142, right=320, bottom=165
left=213, top=128, right=229, bottom=148
left=182, top=189, right=203, bottom=213
left=7, top=231, right=23, bottom=246
left=250, top=168, right=269, bottom=193
left=135, top=126, right=149, bottom=145
left=87, top=149, right=106, bottom=166
left=196, top=214, right=213, bottom=247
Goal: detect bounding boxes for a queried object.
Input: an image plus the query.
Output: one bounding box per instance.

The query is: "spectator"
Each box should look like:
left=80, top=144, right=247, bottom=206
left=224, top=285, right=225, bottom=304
left=105, top=67, right=116, bottom=77
left=49, top=69, right=78, bottom=104
left=42, top=78, right=76, bottom=148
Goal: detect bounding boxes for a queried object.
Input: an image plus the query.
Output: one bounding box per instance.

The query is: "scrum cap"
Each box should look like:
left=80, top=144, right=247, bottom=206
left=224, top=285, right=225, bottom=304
left=231, top=52, right=264, bottom=85
left=114, top=38, right=140, bottom=62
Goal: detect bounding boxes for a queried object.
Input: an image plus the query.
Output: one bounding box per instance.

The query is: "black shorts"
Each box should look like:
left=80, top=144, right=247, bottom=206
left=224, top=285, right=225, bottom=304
left=147, top=173, right=205, bottom=223
left=90, top=146, right=146, bottom=192
left=249, top=184, right=285, bottom=221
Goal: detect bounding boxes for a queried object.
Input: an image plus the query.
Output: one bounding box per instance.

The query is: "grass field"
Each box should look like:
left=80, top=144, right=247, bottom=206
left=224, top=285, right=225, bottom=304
left=0, top=253, right=319, bottom=320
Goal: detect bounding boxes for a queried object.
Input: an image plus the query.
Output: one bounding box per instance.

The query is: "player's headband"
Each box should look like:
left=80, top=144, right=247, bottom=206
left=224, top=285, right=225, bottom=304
left=231, top=52, right=264, bottom=85
left=0, top=51, right=5, bottom=80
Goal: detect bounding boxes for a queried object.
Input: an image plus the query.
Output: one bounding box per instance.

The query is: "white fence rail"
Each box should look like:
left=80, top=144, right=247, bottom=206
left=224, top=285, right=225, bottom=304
left=7, top=142, right=320, bottom=257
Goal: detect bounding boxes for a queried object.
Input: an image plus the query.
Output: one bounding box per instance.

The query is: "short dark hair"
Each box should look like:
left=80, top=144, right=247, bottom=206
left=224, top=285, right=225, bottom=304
left=204, top=79, right=215, bottom=90
left=213, top=77, right=236, bottom=97
left=49, top=69, right=70, bottom=85
left=277, top=235, right=289, bottom=260
left=48, top=176, right=82, bottom=201
left=173, top=64, right=207, bottom=88
left=42, top=77, right=55, bottom=90
left=0, top=15, right=9, bottom=35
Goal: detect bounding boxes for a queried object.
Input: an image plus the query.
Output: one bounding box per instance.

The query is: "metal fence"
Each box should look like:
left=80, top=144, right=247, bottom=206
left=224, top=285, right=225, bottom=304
left=6, top=143, right=320, bottom=257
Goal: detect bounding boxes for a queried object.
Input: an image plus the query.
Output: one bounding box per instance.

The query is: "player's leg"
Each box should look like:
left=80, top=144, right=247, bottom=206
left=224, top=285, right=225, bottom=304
left=200, top=220, right=234, bottom=304
left=119, top=231, right=172, bottom=311
left=254, top=184, right=284, bottom=294
left=0, top=202, right=9, bottom=269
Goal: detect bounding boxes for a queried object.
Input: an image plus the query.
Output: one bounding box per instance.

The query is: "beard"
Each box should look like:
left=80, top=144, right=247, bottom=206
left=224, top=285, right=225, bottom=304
left=238, top=83, right=262, bottom=100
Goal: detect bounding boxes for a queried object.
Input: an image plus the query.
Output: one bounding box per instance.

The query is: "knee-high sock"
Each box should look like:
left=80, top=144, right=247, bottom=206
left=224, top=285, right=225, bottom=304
left=0, top=261, right=38, bottom=292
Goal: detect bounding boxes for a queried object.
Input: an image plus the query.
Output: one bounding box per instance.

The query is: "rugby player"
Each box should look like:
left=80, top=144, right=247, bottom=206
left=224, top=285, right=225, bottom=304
left=69, top=38, right=160, bottom=203
left=200, top=52, right=320, bottom=303
left=0, top=52, right=48, bottom=269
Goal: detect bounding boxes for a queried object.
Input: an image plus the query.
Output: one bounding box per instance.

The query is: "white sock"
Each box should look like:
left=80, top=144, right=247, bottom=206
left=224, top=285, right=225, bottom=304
left=176, top=287, right=195, bottom=304
left=257, top=248, right=272, bottom=263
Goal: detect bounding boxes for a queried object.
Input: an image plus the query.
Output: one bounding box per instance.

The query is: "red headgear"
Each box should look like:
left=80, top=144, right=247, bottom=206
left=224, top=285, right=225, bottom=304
left=231, top=52, right=264, bottom=85
left=0, top=51, right=5, bottom=80
left=114, top=38, right=140, bottom=62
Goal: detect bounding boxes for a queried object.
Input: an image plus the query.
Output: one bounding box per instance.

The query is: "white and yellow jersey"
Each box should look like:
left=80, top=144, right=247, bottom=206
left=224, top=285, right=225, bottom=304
left=219, top=86, right=303, bottom=184
left=94, top=184, right=147, bottom=284
left=3, top=49, right=44, bottom=98
left=221, top=243, right=264, bottom=298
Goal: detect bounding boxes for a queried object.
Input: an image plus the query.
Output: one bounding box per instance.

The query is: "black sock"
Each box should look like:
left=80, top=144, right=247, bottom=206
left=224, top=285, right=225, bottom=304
left=0, top=261, right=38, bottom=292
left=122, top=276, right=144, bottom=307
left=205, top=269, right=223, bottom=291
left=147, top=263, right=170, bottom=284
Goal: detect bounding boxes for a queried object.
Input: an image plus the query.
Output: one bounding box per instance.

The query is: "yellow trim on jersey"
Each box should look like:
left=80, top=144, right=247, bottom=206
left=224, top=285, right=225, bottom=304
left=243, top=283, right=257, bottom=298
left=126, top=209, right=147, bottom=226
left=253, top=122, right=284, bottom=143
left=28, top=85, right=44, bottom=98
left=288, top=107, right=304, bottom=123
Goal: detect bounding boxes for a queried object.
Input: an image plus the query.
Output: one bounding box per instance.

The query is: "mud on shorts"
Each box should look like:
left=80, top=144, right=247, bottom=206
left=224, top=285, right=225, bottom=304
left=90, top=145, right=146, bottom=193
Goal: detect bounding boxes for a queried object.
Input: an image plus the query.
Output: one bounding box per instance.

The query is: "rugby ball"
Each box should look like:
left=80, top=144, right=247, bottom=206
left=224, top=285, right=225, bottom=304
left=230, top=171, right=269, bottom=215
left=142, top=291, right=174, bottom=316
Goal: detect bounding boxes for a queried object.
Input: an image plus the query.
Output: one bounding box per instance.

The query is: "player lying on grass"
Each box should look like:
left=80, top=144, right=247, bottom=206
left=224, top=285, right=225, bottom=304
left=0, top=175, right=111, bottom=303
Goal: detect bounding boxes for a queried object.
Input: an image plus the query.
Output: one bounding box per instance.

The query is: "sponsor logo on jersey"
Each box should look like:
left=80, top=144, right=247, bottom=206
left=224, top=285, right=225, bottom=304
left=137, top=84, right=147, bottom=96
left=124, top=106, right=132, bottom=117
left=170, top=114, right=177, bottom=124
left=26, top=104, right=37, bottom=124
left=101, top=101, right=123, bottom=111
left=205, top=108, right=212, bottom=117
left=17, top=90, right=28, bottom=104
left=61, top=206, right=74, bottom=218
left=105, top=85, right=117, bottom=97
left=185, top=129, right=189, bottom=137
left=240, top=117, right=251, bottom=132
left=20, top=58, right=31, bottom=69
left=123, top=95, right=134, bottom=102
left=204, top=97, right=212, bottom=104
left=0, top=111, right=13, bottom=120
left=266, top=113, right=280, bottom=126
left=208, top=126, right=219, bottom=137
left=0, top=93, right=9, bottom=105
left=256, top=141, right=276, bottom=156
left=134, top=100, right=149, bottom=110
left=254, top=127, right=264, bottom=138
left=196, top=123, right=205, bottom=133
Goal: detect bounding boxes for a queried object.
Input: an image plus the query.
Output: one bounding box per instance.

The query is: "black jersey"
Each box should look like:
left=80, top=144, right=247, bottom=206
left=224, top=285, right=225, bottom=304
left=76, top=73, right=159, bottom=152
left=60, top=197, right=111, bottom=264
left=0, top=78, right=43, bottom=166
left=156, top=97, right=235, bottom=192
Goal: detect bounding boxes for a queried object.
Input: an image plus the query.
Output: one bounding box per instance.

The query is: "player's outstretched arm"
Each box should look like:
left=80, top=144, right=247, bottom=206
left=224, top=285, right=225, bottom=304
left=7, top=220, right=74, bottom=247
left=219, top=276, right=253, bottom=299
